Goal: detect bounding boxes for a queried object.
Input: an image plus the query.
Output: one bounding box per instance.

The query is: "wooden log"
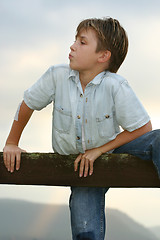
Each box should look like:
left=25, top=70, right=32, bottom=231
left=0, top=152, right=159, bottom=187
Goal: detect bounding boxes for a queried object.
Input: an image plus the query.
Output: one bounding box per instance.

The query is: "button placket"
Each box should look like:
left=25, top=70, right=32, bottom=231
left=83, top=90, right=91, bottom=149
left=75, top=90, right=84, bottom=152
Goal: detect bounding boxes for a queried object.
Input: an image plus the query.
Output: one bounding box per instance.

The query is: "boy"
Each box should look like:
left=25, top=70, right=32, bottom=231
left=3, top=17, right=160, bottom=240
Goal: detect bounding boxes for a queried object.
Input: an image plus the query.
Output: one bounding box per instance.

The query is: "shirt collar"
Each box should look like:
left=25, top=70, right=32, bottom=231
left=69, top=69, right=107, bottom=85
left=90, top=71, right=107, bottom=85
left=69, top=69, right=79, bottom=84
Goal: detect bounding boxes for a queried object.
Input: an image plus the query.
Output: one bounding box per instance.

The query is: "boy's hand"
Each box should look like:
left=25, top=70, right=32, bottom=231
left=74, top=148, right=103, bottom=177
left=3, top=144, right=26, bottom=173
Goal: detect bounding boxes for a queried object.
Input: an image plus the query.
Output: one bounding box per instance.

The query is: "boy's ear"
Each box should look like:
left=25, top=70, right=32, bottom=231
left=98, top=50, right=111, bottom=63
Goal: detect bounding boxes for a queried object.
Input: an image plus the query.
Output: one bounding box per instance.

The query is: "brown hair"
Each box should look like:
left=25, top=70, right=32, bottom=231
left=76, top=17, right=128, bottom=73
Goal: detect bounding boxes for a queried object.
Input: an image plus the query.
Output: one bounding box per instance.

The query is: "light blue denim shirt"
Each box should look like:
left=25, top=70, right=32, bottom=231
left=24, top=64, right=150, bottom=155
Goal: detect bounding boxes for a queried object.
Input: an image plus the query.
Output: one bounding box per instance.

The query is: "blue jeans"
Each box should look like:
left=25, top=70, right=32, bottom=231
left=69, top=130, right=160, bottom=240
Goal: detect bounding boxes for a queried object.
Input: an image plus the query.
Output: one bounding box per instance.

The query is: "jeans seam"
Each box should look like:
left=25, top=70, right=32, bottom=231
left=100, top=189, right=105, bottom=240
left=129, top=150, right=150, bottom=155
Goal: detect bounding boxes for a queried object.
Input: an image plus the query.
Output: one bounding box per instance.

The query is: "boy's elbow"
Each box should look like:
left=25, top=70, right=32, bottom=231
left=144, top=120, right=152, bottom=132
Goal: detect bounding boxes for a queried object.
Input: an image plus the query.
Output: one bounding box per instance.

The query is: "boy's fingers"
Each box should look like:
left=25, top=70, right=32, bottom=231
left=16, top=148, right=26, bottom=170
left=74, top=154, right=82, bottom=171
left=16, top=152, right=21, bottom=171
left=6, top=153, right=11, bottom=170
left=89, top=161, right=94, bottom=176
left=84, top=158, right=89, bottom=177
left=74, top=154, right=94, bottom=177
left=79, top=157, right=85, bottom=177
left=3, top=146, right=25, bottom=172
left=10, top=154, right=16, bottom=173
left=3, top=152, right=7, bottom=167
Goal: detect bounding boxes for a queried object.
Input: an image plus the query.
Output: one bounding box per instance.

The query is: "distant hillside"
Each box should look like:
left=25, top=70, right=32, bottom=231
left=149, top=226, right=160, bottom=239
left=106, top=209, right=158, bottom=240
left=0, top=199, right=158, bottom=240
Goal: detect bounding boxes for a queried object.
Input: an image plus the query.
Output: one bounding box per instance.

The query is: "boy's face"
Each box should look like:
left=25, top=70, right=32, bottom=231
left=69, top=28, right=102, bottom=72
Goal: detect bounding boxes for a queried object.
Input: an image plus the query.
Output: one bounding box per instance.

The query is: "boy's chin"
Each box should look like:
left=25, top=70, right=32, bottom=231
left=69, top=63, right=78, bottom=71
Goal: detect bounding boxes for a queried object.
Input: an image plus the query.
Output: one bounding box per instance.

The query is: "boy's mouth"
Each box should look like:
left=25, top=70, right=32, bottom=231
left=69, top=54, right=73, bottom=59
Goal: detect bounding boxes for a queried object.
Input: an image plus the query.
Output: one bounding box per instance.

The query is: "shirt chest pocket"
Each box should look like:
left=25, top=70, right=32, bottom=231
left=96, top=113, right=115, bottom=138
left=53, top=105, right=72, bottom=134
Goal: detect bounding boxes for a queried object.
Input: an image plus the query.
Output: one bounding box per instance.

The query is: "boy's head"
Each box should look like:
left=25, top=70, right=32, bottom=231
left=76, top=17, right=128, bottom=73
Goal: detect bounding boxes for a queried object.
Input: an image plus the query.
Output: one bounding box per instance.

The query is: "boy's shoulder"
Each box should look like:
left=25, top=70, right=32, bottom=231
left=104, top=71, right=128, bottom=85
left=102, top=71, right=129, bottom=95
left=50, top=64, right=71, bottom=74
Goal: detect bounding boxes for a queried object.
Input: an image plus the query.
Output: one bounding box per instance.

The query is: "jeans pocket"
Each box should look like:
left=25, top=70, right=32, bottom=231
left=53, top=105, right=72, bottom=133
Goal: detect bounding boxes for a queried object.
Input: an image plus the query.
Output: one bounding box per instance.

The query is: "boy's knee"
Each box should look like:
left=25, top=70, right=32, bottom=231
left=152, top=129, right=160, bottom=142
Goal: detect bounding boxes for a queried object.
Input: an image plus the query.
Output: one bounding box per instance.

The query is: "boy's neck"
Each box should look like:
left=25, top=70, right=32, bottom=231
left=79, top=68, right=105, bottom=92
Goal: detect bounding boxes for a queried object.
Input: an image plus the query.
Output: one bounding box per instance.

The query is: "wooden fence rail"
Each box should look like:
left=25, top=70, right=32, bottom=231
left=0, top=152, right=159, bottom=187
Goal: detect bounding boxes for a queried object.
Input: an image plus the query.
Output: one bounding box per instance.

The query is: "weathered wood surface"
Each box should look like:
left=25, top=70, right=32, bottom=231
left=0, top=152, right=159, bottom=187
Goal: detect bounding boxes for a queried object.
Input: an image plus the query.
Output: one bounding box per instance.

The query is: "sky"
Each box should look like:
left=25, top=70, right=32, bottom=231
left=0, top=0, right=160, bottom=228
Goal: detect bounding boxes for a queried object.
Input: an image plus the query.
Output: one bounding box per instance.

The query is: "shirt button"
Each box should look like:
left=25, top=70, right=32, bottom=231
left=77, top=136, right=80, bottom=140
left=105, top=115, right=110, bottom=118
left=86, top=98, right=88, bottom=102
left=80, top=94, right=83, bottom=98
left=77, top=115, right=81, bottom=119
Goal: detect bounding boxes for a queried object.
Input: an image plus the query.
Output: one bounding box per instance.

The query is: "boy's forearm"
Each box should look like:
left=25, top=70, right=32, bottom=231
left=99, top=121, right=152, bottom=154
left=6, top=101, right=34, bottom=146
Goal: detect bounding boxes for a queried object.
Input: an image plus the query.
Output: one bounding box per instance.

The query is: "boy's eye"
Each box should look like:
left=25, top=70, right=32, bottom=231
left=81, top=41, right=85, bottom=45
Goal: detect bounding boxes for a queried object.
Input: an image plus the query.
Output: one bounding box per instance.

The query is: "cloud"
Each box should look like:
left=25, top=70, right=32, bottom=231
left=1, top=0, right=160, bottom=52
left=1, top=0, right=160, bottom=146
left=0, top=0, right=75, bottom=51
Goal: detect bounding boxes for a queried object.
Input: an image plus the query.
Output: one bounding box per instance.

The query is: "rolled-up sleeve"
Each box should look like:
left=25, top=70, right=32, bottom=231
left=24, top=67, right=55, bottom=110
left=114, top=80, right=150, bottom=131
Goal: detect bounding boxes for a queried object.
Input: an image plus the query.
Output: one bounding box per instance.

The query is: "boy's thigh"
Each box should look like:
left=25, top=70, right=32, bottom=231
left=113, top=129, right=160, bottom=160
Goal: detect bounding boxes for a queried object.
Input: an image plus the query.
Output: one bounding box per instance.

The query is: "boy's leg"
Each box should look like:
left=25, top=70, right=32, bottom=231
left=69, top=186, right=109, bottom=240
left=113, top=129, right=160, bottom=178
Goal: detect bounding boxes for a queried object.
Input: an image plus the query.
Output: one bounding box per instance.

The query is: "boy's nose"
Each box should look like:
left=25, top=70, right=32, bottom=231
left=70, top=42, right=76, bottom=51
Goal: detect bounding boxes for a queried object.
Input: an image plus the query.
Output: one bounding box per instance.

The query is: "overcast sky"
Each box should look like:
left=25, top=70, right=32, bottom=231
left=0, top=0, right=160, bottom=228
